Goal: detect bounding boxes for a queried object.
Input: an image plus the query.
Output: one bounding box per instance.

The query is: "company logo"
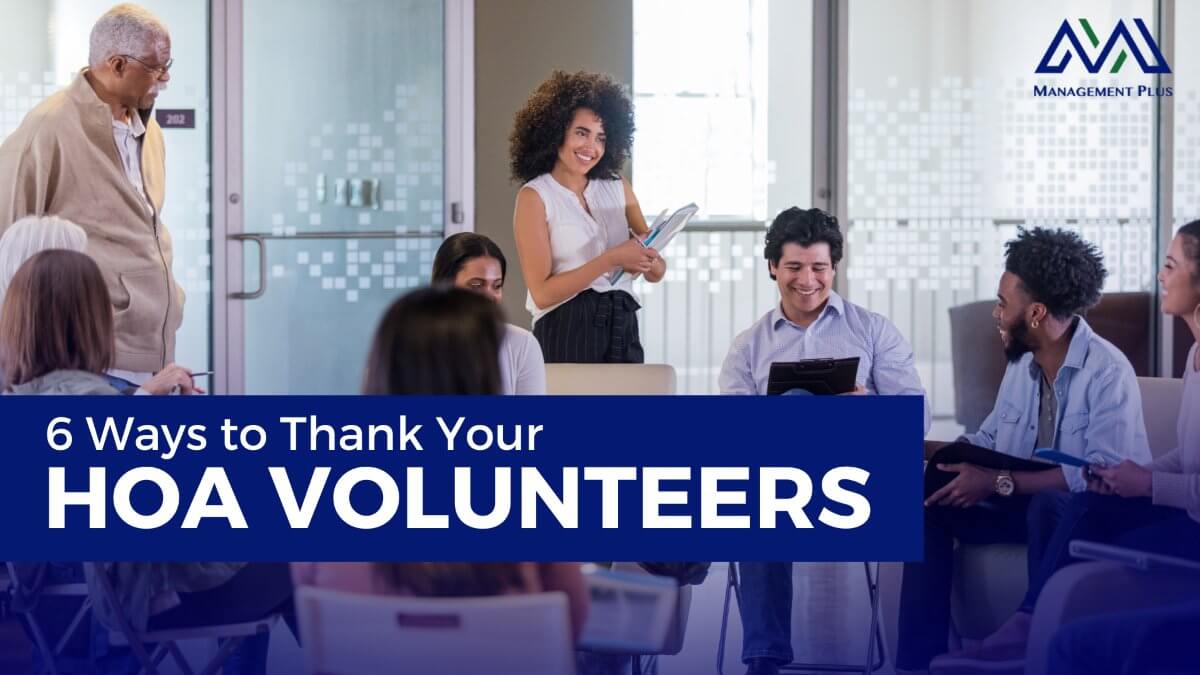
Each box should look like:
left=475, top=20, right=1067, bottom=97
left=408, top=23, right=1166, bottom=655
left=1035, top=18, right=1170, bottom=75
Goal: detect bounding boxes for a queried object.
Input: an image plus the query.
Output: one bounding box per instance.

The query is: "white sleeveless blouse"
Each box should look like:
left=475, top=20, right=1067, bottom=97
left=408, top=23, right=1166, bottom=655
left=522, top=173, right=637, bottom=324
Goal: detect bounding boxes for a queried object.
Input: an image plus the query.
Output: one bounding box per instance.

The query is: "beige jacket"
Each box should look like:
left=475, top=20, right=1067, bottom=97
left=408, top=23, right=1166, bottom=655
left=0, top=70, right=183, bottom=373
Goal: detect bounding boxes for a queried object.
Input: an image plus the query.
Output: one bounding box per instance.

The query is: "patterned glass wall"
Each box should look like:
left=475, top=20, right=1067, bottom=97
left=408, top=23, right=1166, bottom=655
left=635, top=228, right=776, bottom=393
left=847, top=0, right=1159, bottom=430
left=240, top=0, right=444, bottom=393
left=1176, top=3, right=1200, bottom=228
left=0, top=0, right=211, bottom=374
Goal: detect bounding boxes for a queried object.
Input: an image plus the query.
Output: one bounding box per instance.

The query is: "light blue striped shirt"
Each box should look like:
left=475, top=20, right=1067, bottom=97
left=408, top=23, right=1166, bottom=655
left=960, top=317, right=1151, bottom=492
left=719, top=292, right=931, bottom=433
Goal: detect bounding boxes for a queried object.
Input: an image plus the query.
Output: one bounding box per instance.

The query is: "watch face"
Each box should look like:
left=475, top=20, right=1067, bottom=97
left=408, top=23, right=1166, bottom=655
left=996, top=475, right=1015, bottom=496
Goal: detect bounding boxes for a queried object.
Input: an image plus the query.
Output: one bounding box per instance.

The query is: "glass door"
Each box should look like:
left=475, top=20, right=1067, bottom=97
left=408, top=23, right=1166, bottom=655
left=217, top=0, right=469, bottom=393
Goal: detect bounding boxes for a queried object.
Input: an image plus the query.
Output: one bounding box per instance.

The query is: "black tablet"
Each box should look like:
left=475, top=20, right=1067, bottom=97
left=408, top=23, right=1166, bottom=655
left=766, top=357, right=861, bottom=395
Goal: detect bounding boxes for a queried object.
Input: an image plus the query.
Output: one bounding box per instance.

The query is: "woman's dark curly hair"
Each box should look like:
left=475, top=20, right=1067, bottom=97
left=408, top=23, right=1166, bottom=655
left=509, top=70, right=635, bottom=183
left=1004, top=227, right=1107, bottom=319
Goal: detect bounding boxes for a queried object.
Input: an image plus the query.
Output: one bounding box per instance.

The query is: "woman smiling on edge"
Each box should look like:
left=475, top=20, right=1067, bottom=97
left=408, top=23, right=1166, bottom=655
left=511, top=70, right=665, bottom=363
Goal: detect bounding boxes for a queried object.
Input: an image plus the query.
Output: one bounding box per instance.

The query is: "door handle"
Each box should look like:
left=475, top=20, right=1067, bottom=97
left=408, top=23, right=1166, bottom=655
left=229, top=234, right=267, bottom=300
left=228, top=231, right=440, bottom=300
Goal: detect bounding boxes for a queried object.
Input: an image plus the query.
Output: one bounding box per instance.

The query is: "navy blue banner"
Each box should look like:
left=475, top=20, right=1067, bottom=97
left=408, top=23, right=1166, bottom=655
left=0, top=395, right=923, bottom=562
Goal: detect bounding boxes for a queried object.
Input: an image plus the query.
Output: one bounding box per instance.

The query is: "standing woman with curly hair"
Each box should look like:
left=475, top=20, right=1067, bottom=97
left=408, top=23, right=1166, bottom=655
left=510, top=70, right=665, bottom=363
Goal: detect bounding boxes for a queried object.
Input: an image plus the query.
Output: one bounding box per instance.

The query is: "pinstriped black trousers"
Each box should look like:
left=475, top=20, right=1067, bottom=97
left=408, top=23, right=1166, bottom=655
left=533, top=289, right=644, bottom=363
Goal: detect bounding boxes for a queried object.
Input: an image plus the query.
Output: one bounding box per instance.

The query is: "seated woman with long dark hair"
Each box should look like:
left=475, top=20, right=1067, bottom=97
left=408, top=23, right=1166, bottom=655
left=431, top=231, right=545, bottom=394
left=293, top=286, right=588, bottom=640
left=1, top=245, right=197, bottom=395
left=0, top=250, right=293, bottom=674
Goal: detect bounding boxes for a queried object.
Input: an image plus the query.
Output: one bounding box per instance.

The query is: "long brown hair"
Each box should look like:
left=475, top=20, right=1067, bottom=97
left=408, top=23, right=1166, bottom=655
left=373, top=562, right=529, bottom=597
left=362, top=286, right=503, bottom=395
left=0, top=250, right=114, bottom=388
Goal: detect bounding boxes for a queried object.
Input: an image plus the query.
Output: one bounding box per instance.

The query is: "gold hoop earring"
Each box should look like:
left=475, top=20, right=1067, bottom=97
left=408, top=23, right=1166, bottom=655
left=1032, top=320, right=1039, bottom=329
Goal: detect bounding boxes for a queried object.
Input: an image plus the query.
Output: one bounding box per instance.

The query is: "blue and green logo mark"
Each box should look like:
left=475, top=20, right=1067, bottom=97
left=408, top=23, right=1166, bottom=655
left=1036, top=18, right=1170, bottom=74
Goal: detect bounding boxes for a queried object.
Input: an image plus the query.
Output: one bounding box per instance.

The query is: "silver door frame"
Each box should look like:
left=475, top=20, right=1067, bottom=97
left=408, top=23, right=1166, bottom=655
left=210, top=0, right=474, bottom=394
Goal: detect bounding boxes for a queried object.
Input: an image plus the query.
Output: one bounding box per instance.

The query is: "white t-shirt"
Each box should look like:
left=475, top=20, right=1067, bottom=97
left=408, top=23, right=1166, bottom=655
left=521, top=173, right=637, bottom=325
left=499, top=324, right=546, bottom=395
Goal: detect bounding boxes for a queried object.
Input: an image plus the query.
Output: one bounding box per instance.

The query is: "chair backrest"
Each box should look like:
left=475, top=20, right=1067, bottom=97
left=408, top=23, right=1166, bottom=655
left=1138, top=376, right=1184, bottom=458
left=948, top=300, right=1007, bottom=432
left=545, top=363, right=676, bottom=395
left=1085, top=292, right=1154, bottom=375
left=607, top=562, right=690, bottom=655
left=949, top=292, right=1167, bottom=432
left=296, top=587, right=576, bottom=675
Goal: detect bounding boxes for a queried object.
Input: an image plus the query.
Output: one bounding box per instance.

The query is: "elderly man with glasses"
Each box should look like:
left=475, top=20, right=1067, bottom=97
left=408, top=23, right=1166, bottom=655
left=0, top=3, right=189, bottom=394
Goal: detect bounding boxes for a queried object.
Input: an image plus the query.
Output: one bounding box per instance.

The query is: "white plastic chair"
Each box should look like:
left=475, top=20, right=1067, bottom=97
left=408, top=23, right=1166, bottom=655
left=1025, top=541, right=1200, bottom=675
left=296, top=586, right=576, bottom=675
left=578, top=562, right=689, bottom=675
left=544, top=363, right=676, bottom=395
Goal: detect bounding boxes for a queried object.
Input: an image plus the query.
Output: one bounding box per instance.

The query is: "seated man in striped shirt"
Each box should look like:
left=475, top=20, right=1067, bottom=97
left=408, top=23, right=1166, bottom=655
left=719, top=206, right=931, bottom=675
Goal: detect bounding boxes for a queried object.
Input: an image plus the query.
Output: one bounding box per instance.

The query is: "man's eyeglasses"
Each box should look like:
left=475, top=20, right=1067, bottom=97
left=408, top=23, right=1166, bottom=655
left=121, top=54, right=173, bottom=79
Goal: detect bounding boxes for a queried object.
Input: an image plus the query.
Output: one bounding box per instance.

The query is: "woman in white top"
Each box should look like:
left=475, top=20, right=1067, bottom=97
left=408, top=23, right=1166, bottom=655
left=511, top=70, right=666, bottom=363
left=431, top=232, right=545, bottom=394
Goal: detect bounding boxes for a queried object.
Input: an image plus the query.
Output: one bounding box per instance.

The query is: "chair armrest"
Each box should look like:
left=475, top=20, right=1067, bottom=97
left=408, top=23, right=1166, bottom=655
left=1068, top=539, right=1200, bottom=574
left=1025, top=561, right=1200, bottom=675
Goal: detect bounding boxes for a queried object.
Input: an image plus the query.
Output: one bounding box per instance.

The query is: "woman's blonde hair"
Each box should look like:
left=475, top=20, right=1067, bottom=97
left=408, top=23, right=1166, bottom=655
left=0, top=215, right=88, bottom=302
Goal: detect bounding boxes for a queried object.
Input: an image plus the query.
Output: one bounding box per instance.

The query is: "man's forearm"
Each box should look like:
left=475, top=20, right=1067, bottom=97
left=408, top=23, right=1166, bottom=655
left=1013, top=467, right=1069, bottom=494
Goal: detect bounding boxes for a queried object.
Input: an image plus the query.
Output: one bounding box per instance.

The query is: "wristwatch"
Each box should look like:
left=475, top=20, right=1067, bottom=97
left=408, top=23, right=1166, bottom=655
left=994, top=470, right=1015, bottom=497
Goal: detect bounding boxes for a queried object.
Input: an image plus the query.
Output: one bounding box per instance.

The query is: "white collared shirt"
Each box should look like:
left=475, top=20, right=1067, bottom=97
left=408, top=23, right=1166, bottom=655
left=111, top=112, right=153, bottom=215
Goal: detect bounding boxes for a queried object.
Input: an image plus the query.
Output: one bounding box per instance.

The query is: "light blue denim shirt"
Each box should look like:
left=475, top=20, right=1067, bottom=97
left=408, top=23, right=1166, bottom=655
left=960, top=316, right=1151, bottom=492
left=719, top=291, right=931, bottom=433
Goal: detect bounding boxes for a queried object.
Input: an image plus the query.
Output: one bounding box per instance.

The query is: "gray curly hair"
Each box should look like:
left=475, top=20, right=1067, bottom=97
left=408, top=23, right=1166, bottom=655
left=88, top=4, right=169, bottom=69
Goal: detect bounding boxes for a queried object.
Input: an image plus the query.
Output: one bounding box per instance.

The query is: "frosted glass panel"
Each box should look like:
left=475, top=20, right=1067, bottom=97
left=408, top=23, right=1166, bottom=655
left=1176, top=2, right=1200, bottom=227
left=240, top=236, right=439, bottom=394
left=848, top=0, right=1159, bottom=421
left=241, top=0, right=444, bottom=393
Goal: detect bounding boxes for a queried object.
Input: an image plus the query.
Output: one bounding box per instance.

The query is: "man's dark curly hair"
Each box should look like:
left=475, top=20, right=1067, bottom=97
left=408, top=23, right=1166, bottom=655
left=509, top=70, right=634, bottom=183
left=763, top=207, right=843, bottom=280
left=1004, top=227, right=1107, bottom=319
